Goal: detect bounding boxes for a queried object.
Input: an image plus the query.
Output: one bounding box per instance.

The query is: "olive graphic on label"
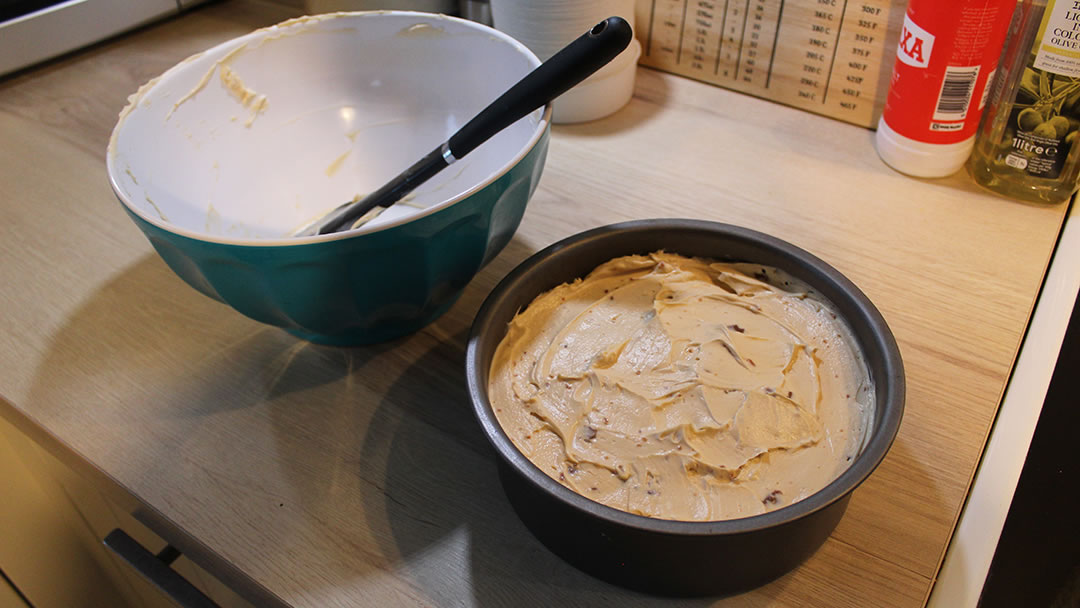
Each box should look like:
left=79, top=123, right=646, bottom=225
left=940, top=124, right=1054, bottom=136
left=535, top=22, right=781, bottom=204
left=1018, top=107, right=1043, bottom=131
left=1033, top=122, right=1058, bottom=138
left=1048, top=115, right=1071, bottom=138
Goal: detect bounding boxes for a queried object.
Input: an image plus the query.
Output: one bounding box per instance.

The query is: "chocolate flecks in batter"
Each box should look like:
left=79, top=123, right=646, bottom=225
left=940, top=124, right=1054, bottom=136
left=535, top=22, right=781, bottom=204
left=488, top=253, right=872, bottom=522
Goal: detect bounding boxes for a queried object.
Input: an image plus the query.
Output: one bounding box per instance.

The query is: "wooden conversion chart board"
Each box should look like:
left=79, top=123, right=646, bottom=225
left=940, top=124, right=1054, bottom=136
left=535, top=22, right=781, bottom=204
left=633, top=0, right=907, bottom=127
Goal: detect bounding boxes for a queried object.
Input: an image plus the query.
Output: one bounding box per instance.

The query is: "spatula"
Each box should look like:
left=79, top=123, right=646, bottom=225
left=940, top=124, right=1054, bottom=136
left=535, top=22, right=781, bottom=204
left=295, top=15, right=633, bottom=237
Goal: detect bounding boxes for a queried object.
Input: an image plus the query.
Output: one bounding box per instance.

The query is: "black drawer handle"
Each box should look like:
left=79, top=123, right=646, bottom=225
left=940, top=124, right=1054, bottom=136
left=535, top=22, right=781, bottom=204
left=104, top=528, right=219, bottom=608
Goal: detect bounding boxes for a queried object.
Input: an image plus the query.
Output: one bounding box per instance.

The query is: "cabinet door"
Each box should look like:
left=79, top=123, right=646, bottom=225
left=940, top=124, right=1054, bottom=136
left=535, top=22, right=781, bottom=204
left=0, top=417, right=138, bottom=607
left=0, top=416, right=251, bottom=608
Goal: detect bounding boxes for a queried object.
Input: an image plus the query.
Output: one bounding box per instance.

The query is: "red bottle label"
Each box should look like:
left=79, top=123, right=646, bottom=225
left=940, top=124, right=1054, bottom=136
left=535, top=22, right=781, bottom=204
left=881, top=0, right=1015, bottom=144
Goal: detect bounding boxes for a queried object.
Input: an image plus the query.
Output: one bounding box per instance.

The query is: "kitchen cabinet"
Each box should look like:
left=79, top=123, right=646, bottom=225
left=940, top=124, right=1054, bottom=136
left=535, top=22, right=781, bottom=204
left=0, top=416, right=132, bottom=607
left=0, top=1, right=1075, bottom=606
left=0, top=415, right=249, bottom=607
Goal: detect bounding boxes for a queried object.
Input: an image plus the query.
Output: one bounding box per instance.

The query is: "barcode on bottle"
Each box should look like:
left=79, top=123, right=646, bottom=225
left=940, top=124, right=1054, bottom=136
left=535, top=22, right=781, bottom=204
left=933, top=66, right=980, bottom=121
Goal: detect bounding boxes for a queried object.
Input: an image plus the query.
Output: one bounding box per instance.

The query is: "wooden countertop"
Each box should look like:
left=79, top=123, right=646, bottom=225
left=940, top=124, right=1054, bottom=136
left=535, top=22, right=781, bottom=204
left=0, top=1, right=1069, bottom=606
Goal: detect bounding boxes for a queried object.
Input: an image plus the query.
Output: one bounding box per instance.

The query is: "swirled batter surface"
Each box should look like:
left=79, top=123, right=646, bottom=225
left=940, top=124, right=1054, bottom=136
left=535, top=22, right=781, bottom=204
left=489, top=252, right=873, bottom=521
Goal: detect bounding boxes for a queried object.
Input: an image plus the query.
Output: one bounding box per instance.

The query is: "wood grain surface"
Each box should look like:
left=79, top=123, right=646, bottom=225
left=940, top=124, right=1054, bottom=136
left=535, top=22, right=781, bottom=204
left=0, top=1, right=1069, bottom=606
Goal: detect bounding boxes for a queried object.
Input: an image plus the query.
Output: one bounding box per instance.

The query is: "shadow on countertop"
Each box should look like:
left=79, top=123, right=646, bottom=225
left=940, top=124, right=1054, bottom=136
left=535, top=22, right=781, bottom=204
left=21, top=230, right=799, bottom=606
left=359, top=326, right=724, bottom=607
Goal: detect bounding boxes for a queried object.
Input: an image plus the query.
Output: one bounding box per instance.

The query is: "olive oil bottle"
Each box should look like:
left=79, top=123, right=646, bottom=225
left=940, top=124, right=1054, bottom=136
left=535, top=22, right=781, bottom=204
left=968, top=0, right=1080, bottom=204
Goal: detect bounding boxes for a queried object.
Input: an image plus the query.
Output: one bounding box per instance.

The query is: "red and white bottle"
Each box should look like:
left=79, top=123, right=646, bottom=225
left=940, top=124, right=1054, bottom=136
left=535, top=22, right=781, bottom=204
left=876, top=0, right=1016, bottom=177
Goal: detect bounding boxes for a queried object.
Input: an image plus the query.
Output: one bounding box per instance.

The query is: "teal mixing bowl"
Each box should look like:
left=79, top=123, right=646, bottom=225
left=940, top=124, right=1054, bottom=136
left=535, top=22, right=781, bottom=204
left=106, top=12, right=551, bottom=344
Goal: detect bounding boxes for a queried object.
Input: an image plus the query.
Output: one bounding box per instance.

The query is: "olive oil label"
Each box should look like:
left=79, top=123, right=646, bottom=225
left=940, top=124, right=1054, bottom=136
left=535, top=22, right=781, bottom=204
left=1034, top=0, right=1080, bottom=77
left=1002, top=0, right=1080, bottom=180
left=1005, top=66, right=1079, bottom=178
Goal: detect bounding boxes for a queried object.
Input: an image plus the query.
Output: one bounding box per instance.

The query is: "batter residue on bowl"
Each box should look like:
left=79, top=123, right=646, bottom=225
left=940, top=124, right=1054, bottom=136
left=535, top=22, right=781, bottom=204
left=488, top=252, right=873, bottom=522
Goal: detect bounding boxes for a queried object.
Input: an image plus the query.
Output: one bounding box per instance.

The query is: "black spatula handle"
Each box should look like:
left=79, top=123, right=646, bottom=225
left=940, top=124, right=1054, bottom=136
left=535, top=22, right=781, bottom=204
left=314, top=17, right=633, bottom=235
left=448, top=16, right=633, bottom=158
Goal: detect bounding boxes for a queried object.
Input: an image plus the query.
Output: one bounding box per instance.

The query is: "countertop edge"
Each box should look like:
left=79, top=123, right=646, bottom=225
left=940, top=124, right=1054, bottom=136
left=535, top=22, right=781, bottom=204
left=927, top=197, right=1080, bottom=608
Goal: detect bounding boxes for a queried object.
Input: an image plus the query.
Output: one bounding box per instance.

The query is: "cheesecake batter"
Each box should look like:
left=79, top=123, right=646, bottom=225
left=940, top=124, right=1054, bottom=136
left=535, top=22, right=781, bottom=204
left=488, top=252, right=873, bottom=522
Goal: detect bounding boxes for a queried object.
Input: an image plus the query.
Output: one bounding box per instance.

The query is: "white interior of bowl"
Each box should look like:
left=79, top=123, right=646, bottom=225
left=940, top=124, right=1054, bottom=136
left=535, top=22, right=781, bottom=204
left=107, top=12, right=547, bottom=243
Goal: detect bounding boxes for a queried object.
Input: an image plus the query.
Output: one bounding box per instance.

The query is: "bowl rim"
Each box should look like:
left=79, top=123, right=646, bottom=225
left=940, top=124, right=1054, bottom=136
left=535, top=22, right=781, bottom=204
left=105, top=10, right=552, bottom=248
left=465, top=218, right=906, bottom=536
